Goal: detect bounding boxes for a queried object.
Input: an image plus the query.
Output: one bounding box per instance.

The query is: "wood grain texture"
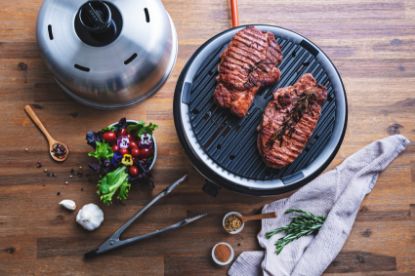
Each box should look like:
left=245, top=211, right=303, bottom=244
left=0, top=0, right=414, bottom=275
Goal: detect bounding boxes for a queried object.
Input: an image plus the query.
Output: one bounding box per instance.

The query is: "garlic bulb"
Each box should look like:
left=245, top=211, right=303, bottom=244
left=59, top=199, right=76, bottom=211
left=76, top=203, right=104, bottom=231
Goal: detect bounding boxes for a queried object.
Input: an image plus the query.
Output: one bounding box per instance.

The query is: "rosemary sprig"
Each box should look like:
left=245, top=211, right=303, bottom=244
left=265, top=209, right=326, bottom=255
left=267, top=92, right=316, bottom=147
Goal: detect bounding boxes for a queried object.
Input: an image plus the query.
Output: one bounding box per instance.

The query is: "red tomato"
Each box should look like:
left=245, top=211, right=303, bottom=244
left=129, top=141, right=138, bottom=149
left=129, top=166, right=139, bottom=176
left=119, top=128, right=127, bottom=136
left=131, top=148, right=140, bottom=157
left=102, top=131, right=117, bottom=143
left=139, top=148, right=152, bottom=158
left=112, top=145, right=119, bottom=152
left=127, top=134, right=132, bottom=139
left=119, top=148, right=129, bottom=155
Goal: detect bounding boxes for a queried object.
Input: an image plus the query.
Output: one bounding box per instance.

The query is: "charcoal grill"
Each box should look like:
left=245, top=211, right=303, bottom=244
left=173, top=24, right=347, bottom=196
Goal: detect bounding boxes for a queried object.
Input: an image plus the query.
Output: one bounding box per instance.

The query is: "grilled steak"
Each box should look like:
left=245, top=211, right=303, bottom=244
left=214, top=26, right=283, bottom=117
left=257, top=74, right=327, bottom=168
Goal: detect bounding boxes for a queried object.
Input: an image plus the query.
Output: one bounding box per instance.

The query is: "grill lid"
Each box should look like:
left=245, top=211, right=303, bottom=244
left=37, top=0, right=177, bottom=109
left=174, top=25, right=347, bottom=195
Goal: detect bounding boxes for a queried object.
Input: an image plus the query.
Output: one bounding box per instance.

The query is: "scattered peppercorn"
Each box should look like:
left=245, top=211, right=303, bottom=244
left=51, top=143, right=67, bottom=159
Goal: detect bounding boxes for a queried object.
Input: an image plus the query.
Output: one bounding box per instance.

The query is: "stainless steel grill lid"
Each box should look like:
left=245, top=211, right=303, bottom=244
left=174, top=25, right=347, bottom=196
left=37, top=0, right=178, bottom=109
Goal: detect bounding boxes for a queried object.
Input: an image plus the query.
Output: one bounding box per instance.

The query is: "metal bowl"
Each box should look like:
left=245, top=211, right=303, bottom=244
left=37, top=0, right=178, bottom=109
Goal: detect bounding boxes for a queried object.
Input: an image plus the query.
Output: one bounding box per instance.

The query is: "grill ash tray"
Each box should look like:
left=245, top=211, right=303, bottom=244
left=174, top=25, right=347, bottom=196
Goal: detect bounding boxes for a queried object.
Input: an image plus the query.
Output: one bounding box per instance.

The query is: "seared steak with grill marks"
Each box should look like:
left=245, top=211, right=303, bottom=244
left=257, top=74, right=327, bottom=168
left=214, top=26, right=282, bottom=117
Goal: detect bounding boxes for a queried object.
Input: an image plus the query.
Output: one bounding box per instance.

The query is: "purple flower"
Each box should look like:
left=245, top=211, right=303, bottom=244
left=111, top=152, right=123, bottom=167
left=138, top=133, right=153, bottom=148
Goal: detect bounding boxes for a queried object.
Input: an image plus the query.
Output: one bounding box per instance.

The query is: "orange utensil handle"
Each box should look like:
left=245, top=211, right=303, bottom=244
left=242, top=212, right=277, bottom=222
left=230, top=0, right=239, bottom=27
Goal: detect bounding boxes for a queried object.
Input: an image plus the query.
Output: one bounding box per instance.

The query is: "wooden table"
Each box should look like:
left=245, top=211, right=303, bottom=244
left=1, top=0, right=414, bottom=275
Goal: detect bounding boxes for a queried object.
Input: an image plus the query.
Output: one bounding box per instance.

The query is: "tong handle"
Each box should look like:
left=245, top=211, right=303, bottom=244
left=85, top=213, right=207, bottom=258
left=109, top=175, right=187, bottom=240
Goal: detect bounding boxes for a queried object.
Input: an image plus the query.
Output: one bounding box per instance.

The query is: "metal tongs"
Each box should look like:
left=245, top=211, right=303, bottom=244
left=85, top=175, right=207, bottom=258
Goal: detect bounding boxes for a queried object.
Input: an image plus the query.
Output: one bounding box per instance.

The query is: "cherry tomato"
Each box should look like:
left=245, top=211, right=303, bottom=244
left=119, top=128, right=127, bottom=136
left=129, top=141, right=138, bottom=149
left=129, top=166, right=139, bottom=176
left=139, top=148, right=152, bottom=158
left=131, top=147, right=140, bottom=157
left=102, top=131, right=117, bottom=143
left=112, top=145, right=119, bottom=152
left=119, top=148, right=129, bottom=155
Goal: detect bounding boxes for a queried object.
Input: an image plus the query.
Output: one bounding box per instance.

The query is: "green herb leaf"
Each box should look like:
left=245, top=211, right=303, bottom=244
left=97, top=166, right=131, bottom=205
left=265, top=208, right=326, bottom=255
left=88, top=141, right=114, bottom=160
left=127, top=121, right=158, bottom=136
left=101, top=125, right=116, bottom=132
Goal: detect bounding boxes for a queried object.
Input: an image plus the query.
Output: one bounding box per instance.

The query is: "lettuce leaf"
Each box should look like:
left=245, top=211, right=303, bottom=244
left=97, top=166, right=131, bottom=205
left=88, top=141, right=114, bottom=160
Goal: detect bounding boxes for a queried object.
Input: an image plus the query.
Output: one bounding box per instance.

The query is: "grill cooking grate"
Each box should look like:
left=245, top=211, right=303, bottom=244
left=187, top=36, right=337, bottom=181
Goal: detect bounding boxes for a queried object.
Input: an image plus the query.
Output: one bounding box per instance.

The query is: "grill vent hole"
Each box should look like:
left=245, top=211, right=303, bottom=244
left=74, top=64, right=90, bottom=72
left=124, top=53, right=138, bottom=65
left=303, top=61, right=310, bottom=66
left=229, top=155, right=236, bottom=160
left=144, top=8, right=150, bottom=22
left=48, top=25, right=54, bottom=40
left=192, top=108, right=200, bottom=115
left=291, top=51, right=296, bottom=58
left=216, top=144, right=222, bottom=150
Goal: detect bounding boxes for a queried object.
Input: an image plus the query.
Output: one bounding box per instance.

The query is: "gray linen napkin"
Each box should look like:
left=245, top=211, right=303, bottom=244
left=228, top=135, right=409, bottom=276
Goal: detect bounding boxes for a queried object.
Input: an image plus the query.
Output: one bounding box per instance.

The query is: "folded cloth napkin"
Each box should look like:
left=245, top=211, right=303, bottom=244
left=229, top=135, right=410, bottom=276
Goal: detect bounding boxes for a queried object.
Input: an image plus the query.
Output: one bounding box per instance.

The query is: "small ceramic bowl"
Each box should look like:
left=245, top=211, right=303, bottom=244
left=110, top=120, right=157, bottom=171
left=222, top=211, right=244, bottom=234
left=211, top=242, right=234, bottom=266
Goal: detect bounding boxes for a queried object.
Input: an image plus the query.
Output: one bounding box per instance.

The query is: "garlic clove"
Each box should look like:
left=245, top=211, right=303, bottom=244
left=76, top=203, right=104, bottom=231
left=59, top=199, right=77, bottom=211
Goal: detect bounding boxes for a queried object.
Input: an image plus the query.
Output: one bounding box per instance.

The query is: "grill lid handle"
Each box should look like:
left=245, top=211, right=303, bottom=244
left=79, top=1, right=112, bottom=34
left=75, top=1, right=122, bottom=47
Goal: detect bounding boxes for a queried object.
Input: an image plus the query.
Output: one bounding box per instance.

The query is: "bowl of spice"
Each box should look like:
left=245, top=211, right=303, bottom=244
left=223, top=211, right=244, bottom=234
left=211, top=242, right=234, bottom=266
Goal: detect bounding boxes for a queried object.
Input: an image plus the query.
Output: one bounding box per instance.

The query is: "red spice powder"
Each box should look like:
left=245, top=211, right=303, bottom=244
left=214, top=244, right=231, bottom=262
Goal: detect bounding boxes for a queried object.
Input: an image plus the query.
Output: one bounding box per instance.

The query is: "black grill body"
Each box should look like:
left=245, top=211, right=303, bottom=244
left=174, top=25, right=347, bottom=196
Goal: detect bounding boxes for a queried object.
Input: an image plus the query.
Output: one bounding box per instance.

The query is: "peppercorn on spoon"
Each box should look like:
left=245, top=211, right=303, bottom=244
left=24, top=105, right=69, bottom=162
left=84, top=175, right=208, bottom=259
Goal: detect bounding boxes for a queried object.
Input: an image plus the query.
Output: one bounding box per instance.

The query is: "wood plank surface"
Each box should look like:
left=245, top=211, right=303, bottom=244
left=0, top=0, right=414, bottom=275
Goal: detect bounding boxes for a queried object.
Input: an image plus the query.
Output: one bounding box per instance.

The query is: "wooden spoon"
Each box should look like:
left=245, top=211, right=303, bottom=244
left=240, top=212, right=277, bottom=223
left=24, top=105, right=69, bottom=162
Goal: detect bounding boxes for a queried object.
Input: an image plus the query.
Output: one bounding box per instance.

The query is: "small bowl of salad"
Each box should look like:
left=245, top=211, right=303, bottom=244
left=86, top=118, right=158, bottom=205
